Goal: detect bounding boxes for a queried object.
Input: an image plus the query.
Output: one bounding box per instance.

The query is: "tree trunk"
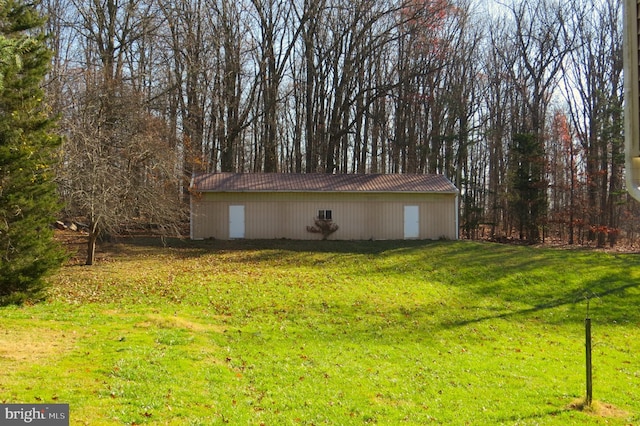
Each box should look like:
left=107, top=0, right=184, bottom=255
left=86, top=231, right=98, bottom=266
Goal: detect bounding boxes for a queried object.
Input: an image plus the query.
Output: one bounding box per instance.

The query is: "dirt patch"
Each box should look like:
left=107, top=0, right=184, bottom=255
left=137, top=313, right=228, bottom=333
left=0, top=328, right=78, bottom=366
left=569, top=399, right=631, bottom=419
left=99, top=310, right=228, bottom=333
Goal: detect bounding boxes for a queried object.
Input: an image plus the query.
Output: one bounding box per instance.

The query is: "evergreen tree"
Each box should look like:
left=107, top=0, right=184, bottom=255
left=510, top=133, right=548, bottom=243
left=0, top=0, right=64, bottom=305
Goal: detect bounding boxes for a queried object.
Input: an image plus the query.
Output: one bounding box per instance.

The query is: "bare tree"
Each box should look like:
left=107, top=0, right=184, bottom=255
left=249, top=0, right=307, bottom=172
left=482, top=17, right=516, bottom=239
left=58, top=81, right=184, bottom=264
left=51, top=0, right=185, bottom=264
left=563, top=0, right=624, bottom=247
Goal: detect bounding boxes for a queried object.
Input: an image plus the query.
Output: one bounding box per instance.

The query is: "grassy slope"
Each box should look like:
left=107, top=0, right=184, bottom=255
left=1, top=239, right=638, bottom=425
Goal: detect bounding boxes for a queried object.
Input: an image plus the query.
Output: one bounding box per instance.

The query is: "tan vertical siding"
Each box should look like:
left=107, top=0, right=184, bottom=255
left=191, top=192, right=457, bottom=240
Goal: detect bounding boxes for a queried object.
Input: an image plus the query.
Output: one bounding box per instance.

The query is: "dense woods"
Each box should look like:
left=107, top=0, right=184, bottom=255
left=42, top=0, right=639, bottom=247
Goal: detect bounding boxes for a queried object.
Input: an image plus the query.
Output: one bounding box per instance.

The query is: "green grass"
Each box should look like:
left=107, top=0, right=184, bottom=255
left=1, top=239, right=639, bottom=425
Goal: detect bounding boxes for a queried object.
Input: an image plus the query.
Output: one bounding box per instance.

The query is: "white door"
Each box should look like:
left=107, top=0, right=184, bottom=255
left=404, top=205, right=420, bottom=239
left=229, top=205, right=245, bottom=239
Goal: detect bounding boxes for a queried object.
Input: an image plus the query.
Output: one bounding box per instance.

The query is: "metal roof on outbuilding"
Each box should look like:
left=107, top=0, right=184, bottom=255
left=191, top=173, right=458, bottom=194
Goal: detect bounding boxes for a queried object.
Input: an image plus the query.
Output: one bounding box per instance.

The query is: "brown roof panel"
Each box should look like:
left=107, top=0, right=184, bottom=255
left=191, top=173, right=457, bottom=193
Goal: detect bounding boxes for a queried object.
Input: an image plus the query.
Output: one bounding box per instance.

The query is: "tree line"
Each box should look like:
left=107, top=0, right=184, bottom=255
left=42, top=0, right=638, bottom=251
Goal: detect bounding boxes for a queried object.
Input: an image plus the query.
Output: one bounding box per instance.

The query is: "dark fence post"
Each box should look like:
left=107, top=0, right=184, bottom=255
left=585, top=316, right=593, bottom=407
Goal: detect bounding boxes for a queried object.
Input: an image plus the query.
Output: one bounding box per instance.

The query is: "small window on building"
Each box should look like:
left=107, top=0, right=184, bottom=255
left=318, top=209, right=332, bottom=220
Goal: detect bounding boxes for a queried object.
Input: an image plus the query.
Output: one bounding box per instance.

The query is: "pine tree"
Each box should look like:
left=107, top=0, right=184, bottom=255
left=0, top=0, right=64, bottom=305
left=510, top=133, right=547, bottom=243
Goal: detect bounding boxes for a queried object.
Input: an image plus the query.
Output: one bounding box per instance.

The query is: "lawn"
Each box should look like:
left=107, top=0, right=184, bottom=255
left=1, top=238, right=639, bottom=425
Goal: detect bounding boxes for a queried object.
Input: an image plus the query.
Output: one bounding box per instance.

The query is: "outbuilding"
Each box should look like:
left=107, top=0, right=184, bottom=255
left=190, top=173, right=458, bottom=241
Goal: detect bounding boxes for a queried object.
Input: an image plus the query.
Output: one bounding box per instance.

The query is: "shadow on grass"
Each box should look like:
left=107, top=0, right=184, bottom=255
left=102, top=236, right=437, bottom=257
left=443, top=281, right=640, bottom=328
left=91, top=237, right=640, bottom=326
left=399, top=242, right=640, bottom=327
left=333, top=240, right=640, bottom=327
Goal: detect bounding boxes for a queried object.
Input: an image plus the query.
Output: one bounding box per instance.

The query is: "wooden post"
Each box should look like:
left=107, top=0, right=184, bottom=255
left=585, top=317, right=593, bottom=407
